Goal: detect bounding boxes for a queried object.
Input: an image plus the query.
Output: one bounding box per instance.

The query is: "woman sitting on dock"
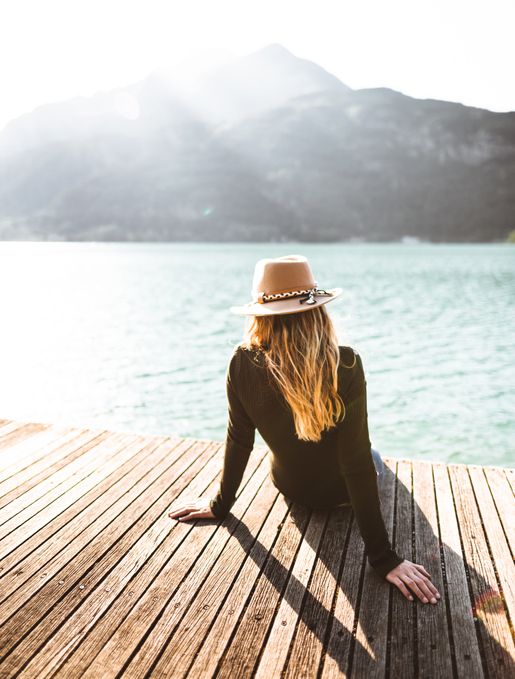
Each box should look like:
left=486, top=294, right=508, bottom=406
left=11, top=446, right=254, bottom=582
left=169, top=255, right=440, bottom=605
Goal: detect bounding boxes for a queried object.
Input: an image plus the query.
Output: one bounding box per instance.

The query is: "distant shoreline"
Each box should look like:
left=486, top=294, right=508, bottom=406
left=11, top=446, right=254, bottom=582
left=0, top=239, right=512, bottom=245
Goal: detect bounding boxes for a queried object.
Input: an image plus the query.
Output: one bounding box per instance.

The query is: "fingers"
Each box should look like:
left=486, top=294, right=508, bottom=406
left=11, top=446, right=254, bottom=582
left=392, top=577, right=414, bottom=601
left=387, top=561, right=441, bottom=604
left=412, top=564, right=440, bottom=601
left=168, top=504, right=193, bottom=518
left=425, top=579, right=440, bottom=599
left=168, top=499, right=204, bottom=515
left=168, top=507, right=201, bottom=521
left=414, top=563, right=431, bottom=579
left=411, top=566, right=440, bottom=600
left=404, top=574, right=440, bottom=604
left=178, top=510, right=210, bottom=521
left=405, top=577, right=432, bottom=604
left=168, top=499, right=214, bottom=522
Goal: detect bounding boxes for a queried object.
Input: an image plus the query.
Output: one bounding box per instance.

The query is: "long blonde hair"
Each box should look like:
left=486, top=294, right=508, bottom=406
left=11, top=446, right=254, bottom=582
left=243, top=306, right=346, bottom=442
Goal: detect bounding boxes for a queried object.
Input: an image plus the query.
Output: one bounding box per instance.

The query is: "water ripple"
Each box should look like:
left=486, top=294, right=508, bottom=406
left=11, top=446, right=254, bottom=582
left=0, top=242, right=513, bottom=466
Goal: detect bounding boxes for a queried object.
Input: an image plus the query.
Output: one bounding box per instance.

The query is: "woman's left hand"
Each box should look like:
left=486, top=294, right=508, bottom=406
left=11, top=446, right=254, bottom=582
left=168, top=498, right=216, bottom=521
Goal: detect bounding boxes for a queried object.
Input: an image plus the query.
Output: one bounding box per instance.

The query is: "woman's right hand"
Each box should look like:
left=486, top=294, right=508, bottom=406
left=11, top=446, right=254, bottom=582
left=386, top=560, right=440, bottom=604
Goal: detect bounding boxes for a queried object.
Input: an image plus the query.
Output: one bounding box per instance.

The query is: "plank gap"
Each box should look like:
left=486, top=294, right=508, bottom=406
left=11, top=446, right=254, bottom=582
left=317, top=506, right=356, bottom=679
left=431, top=464, right=459, bottom=679
left=345, top=527, right=369, bottom=678
left=384, top=460, right=399, bottom=679
left=447, top=466, right=489, bottom=678
left=503, top=470, right=515, bottom=501
left=410, top=461, right=420, bottom=679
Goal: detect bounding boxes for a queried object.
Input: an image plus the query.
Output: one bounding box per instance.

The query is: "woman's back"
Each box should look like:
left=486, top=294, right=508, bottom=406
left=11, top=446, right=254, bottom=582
left=225, top=343, right=360, bottom=508
left=213, top=340, right=402, bottom=578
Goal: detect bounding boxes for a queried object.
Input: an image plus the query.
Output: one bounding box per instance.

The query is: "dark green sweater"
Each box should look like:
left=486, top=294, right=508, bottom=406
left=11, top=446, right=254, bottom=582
left=210, top=345, right=404, bottom=579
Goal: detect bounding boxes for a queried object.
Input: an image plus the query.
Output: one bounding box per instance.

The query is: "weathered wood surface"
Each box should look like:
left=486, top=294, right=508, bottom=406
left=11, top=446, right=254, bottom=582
left=0, top=419, right=514, bottom=679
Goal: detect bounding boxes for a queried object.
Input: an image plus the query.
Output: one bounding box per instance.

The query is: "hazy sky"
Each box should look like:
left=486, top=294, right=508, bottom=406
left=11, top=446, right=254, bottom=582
left=1, top=0, right=514, bottom=132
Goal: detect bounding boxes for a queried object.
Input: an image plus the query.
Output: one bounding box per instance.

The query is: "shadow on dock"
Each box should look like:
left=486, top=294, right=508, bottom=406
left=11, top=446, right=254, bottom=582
left=222, top=463, right=515, bottom=678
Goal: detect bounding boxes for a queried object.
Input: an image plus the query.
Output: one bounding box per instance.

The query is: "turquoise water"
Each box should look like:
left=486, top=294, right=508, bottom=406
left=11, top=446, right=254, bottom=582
left=0, top=242, right=514, bottom=467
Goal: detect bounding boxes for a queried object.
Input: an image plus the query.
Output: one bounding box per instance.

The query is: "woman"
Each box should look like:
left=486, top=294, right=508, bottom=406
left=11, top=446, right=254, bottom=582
left=169, top=255, right=439, bottom=604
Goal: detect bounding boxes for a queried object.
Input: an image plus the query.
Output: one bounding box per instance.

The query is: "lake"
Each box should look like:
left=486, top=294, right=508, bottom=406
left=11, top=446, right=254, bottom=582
left=1, top=242, right=513, bottom=467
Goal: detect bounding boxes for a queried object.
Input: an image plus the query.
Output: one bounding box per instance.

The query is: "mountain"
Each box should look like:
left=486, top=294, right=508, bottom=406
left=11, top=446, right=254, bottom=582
left=0, top=74, right=196, bottom=159
left=0, top=45, right=514, bottom=242
left=188, top=43, right=350, bottom=124
left=0, top=44, right=346, bottom=158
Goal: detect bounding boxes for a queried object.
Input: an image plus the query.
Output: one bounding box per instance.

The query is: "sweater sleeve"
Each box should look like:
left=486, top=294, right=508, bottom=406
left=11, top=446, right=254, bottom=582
left=210, top=351, right=256, bottom=519
left=337, top=352, right=404, bottom=579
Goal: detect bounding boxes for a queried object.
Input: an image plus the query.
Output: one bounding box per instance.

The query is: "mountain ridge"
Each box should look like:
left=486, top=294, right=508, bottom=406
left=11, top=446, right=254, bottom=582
left=0, top=44, right=514, bottom=242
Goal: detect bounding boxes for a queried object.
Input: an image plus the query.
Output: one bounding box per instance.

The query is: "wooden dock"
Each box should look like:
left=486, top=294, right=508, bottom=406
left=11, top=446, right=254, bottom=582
left=0, top=419, right=514, bottom=679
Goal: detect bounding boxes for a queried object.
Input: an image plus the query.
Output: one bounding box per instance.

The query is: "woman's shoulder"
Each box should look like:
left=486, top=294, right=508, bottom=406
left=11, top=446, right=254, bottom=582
left=338, top=346, right=365, bottom=387
left=338, top=345, right=360, bottom=367
left=228, top=344, right=265, bottom=373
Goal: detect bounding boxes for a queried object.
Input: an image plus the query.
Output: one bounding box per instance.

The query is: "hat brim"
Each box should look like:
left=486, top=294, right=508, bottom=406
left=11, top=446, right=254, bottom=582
left=230, top=288, right=343, bottom=316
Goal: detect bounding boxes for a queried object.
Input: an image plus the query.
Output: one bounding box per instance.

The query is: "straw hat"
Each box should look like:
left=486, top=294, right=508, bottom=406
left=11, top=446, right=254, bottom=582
left=230, top=255, right=342, bottom=316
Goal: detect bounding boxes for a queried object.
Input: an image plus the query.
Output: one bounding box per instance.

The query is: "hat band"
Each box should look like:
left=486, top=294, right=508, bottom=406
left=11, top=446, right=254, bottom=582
left=256, top=286, right=331, bottom=305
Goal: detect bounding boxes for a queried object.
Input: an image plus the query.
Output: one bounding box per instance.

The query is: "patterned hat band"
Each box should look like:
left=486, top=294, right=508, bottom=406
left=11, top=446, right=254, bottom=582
left=255, top=286, right=331, bottom=305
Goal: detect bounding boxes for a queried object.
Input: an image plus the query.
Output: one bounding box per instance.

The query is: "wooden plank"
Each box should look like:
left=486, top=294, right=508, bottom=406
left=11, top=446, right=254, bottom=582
left=283, top=506, right=353, bottom=679
left=483, top=467, right=515, bottom=572
left=468, top=466, right=515, bottom=642
left=449, top=464, right=515, bottom=678
left=320, top=511, right=366, bottom=679
left=0, top=432, right=136, bottom=544
left=75, top=452, right=273, bottom=679
left=0, top=428, right=104, bottom=508
left=386, top=460, right=415, bottom=679
left=412, top=461, right=453, bottom=679
left=505, top=469, right=515, bottom=499
left=0, top=440, right=220, bottom=674
left=0, top=421, right=26, bottom=440
left=0, top=435, right=174, bottom=601
left=253, top=509, right=329, bottom=679
left=432, top=463, right=484, bottom=679
left=216, top=504, right=312, bottom=679
left=0, top=423, right=49, bottom=453
left=0, top=427, right=86, bottom=486
left=186, top=493, right=291, bottom=679
left=0, top=425, right=66, bottom=470
left=348, top=458, right=398, bottom=679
